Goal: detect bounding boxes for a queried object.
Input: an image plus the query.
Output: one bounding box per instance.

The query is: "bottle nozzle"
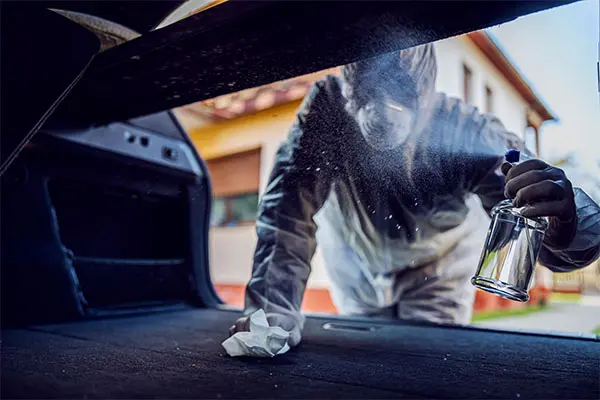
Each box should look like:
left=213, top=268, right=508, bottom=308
left=505, top=149, right=521, bottom=163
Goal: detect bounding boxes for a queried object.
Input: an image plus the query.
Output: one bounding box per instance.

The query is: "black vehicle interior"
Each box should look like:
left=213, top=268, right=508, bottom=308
left=1, top=1, right=598, bottom=399
left=1, top=111, right=216, bottom=326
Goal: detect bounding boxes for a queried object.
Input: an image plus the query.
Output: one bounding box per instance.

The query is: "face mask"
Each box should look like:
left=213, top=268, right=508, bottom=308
left=355, top=100, right=416, bottom=151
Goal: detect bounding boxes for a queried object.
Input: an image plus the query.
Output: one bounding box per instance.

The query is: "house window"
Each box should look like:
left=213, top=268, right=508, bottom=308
left=485, top=85, right=494, bottom=113
left=205, top=148, right=261, bottom=227
left=211, top=192, right=259, bottom=227
left=463, top=63, right=473, bottom=104
left=524, top=126, right=538, bottom=155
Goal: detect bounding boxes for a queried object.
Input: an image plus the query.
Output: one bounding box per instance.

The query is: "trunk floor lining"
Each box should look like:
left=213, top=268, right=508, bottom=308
left=2, top=308, right=598, bottom=398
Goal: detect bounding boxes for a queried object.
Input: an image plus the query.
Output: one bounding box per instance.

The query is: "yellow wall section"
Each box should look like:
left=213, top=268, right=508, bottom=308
left=188, top=101, right=302, bottom=160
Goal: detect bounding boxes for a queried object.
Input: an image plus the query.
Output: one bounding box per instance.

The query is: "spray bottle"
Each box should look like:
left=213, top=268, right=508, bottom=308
left=471, top=150, right=549, bottom=302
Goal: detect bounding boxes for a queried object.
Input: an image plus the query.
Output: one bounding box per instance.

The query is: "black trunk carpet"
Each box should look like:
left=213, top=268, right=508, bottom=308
left=2, top=308, right=599, bottom=399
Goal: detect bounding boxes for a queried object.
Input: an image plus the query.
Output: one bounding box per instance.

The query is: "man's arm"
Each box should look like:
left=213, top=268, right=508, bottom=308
left=536, top=188, right=600, bottom=271
left=503, top=161, right=600, bottom=271
left=464, top=110, right=600, bottom=271
left=231, top=77, right=345, bottom=345
left=451, top=105, right=527, bottom=214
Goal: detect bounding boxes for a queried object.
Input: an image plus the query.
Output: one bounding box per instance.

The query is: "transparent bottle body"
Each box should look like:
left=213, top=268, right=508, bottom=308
left=471, top=199, right=548, bottom=302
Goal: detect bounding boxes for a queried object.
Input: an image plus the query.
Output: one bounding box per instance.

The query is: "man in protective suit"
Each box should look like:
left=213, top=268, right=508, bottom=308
left=230, top=44, right=600, bottom=346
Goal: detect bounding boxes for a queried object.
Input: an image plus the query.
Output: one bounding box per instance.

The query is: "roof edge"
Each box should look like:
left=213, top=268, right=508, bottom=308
left=466, top=30, right=558, bottom=122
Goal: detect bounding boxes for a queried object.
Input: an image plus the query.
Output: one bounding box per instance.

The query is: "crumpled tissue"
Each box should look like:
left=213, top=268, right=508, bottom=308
left=221, top=309, right=290, bottom=357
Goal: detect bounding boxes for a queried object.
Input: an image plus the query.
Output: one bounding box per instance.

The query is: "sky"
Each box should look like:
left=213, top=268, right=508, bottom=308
left=489, top=0, right=599, bottom=172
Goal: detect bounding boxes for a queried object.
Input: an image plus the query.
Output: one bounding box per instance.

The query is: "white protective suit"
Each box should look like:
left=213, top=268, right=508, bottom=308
left=244, top=44, right=600, bottom=329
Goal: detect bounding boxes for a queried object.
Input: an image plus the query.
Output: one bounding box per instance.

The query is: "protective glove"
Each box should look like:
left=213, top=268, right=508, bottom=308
left=502, top=159, right=577, bottom=248
left=229, top=312, right=302, bottom=347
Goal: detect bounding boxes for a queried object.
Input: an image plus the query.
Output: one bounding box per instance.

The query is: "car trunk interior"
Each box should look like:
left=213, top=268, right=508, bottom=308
left=48, top=177, right=188, bottom=309
left=2, top=110, right=598, bottom=400
left=1, top=1, right=598, bottom=399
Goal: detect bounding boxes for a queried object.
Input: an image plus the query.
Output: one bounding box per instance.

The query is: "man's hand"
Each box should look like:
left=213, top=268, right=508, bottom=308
left=502, top=159, right=577, bottom=248
left=229, top=312, right=302, bottom=347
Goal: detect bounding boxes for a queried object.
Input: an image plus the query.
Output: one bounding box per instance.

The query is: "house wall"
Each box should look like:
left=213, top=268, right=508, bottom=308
left=435, top=37, right=529, bottom=140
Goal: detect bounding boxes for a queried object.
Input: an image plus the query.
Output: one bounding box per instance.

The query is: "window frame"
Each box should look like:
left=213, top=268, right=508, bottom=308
left=462, top=63, right=473, bottom=105
left=485, top=84, right=494, bottom=113
left=211, top=191, right=259, bottom=228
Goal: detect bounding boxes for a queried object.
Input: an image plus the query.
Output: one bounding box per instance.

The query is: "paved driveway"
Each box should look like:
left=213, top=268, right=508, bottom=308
left=475, top=297, right=600, bottom=335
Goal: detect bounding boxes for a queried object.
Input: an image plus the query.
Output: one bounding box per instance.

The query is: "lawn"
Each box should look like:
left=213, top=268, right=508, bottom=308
left=550, top=292, right=582, bottom=303
left=472, top=304, right=547, bottom=323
